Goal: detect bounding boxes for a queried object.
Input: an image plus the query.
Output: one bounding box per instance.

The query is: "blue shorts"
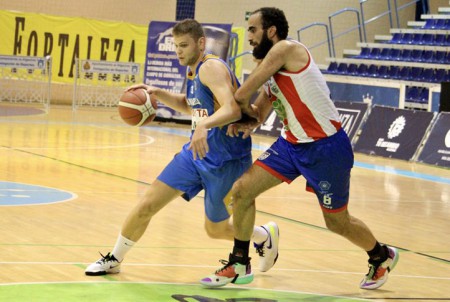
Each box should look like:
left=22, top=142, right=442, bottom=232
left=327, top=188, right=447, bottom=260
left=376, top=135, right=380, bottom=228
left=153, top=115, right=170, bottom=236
left=157, top=149, right=252, bottom=222
left=255, top=129, right=354, bottom=212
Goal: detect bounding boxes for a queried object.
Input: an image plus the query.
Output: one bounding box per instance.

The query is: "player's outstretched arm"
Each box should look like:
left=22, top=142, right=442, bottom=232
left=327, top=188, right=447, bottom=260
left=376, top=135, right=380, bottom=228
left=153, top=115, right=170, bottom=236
left=126, top=83, right=190, bottom=115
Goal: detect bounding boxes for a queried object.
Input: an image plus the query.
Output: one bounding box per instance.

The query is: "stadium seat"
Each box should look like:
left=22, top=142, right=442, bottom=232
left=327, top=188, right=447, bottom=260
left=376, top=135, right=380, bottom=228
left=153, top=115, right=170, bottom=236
left=389, top=48, right=402, bottom=61
left=435, top=51, right=446, bottom=64
left=324, top=62, right=338, bottom=74
left=377, top=65, right=389, bottom=78
left=347, top=63, right=358, bottom=76
left=389, top=33, right=403, bottom=44
left=422, top=50, right=434, bottom=63
left=411, top=67, right=423, bottom=81
left=434, top=34, right=446, bottom=46
left=401, top=33, right=413, bottom=44
left=446, top=35, right=450, bottom=46
left=412, top=33, right=424, bottom=44
left=410, top=49, right=423, bottom=62
left=445, top=52, right=450, bottom=64
left=420, top=68, right=435, bottom=82
left=419, top=88, right=429, bottom=104
left=388, top=66, right=401, bottom=79
left=422, top=19, right=437, bottom=29
left=400, top=66, right=412, bottom=81
left=434, top=69, right=447, bottom=83
left=379, top=48, right=391, bottom=60
left=368, top=48, right=381, bottom=59
left=367, top=64, right=378, bottom=77
left=420, top=34, right=434, bottom=45
left=336, top=63, right=348, bottom=75
left=405, top=86, right=420, bottom=102
left=435, top=19, right=447, bottom=30
left=357, top=64, right=369, bottom=77
left=446, top=70, right=450, bottom=82
left=400, top=49, right=412, bottom=61
left=356, top=47, right=370, bottom=59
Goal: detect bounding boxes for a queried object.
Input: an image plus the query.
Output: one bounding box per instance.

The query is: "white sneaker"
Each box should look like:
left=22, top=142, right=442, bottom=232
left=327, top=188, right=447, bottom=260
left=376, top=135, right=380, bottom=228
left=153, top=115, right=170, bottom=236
left=360, top=246, right=399, bottom=290
left=85, top=252, right=121, bottom=276
left=254, top=221, right=279, bottom=272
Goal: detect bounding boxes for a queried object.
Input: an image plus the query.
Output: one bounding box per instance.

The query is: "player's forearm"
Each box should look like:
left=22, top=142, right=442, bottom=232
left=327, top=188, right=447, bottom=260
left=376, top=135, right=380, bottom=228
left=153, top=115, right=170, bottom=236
left=153, top=88, right=191, bottom=115
left=199, top=102, right=241, bottom=129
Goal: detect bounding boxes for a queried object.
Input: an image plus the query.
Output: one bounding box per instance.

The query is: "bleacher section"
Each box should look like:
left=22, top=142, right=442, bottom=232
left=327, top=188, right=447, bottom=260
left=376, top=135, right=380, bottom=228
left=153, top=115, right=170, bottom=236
left=323, top=3, right=450, bottom=111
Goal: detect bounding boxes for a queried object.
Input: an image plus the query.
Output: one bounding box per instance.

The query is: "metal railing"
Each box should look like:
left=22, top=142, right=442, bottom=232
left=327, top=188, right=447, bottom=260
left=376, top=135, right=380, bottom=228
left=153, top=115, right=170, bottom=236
left=296, top=0, right=428, bottom=57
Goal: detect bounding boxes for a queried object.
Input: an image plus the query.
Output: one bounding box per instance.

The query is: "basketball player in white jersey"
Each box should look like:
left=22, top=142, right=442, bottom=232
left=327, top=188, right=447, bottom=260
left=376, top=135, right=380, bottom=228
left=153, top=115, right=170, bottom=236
left=201, top=7, right=398, bottom=290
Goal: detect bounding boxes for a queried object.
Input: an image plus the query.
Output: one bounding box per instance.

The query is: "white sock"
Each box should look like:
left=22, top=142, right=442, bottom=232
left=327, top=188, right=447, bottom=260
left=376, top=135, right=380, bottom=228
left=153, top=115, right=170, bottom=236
left=251, top=226, right=269, bottom=245
left=111, top=233, right=135, bottom=262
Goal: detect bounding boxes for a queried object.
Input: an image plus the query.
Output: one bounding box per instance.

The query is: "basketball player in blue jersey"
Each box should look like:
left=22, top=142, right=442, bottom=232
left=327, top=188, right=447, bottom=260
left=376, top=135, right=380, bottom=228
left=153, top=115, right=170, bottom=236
left=85, top=19, right=279, bottom=281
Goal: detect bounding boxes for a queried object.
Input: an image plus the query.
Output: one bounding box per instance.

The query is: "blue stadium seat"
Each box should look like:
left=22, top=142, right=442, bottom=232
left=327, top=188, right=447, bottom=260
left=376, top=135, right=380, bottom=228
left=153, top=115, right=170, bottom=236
left=389, top=33, right=403, bottom=44
left=389, top=48, right=402, bottom=61
left=435, top=19, right=447, bottom=30
left=420, top=34, right=434, bottom=45
left=368, top=48, right=381, bottom=59
left=434, top=69, right=447, bottom=82
left=410, top=49, right=423, bottom=62
left=419, top=88, right=429, bottom=104
left=388, top=66, right=401, bottom=79
left=422, top=50, right=434, bottom=63
left=347, top=63, right=358, bottom=76
left=446, top=52, right=450, bottom=64
left=433, top=34, right=446, bottom=46
left=420, top=68, right=435, bottom=82
left=412, top=33, right=424, bottom=44
left=435, top=51, right=446, bottom=63
left=357, top=64, right=369, bottom=77
left=446, top=70, right=450, bottom=82
left=336, top=63, right=348, bottom=75
left=400, top=49, right=412, bottom=61
left=445, top=19, right=450, bottom=30
left=405, top=86, right=420, bottom=102
left=356, top=47, right=370, bottom=59
left=400, top=66, right=412, bottom=81
left=446, top=35, right=450, bottom=46
left=401, top=33, right=414, bottom=44
left=324, top=62, right=338, bottom=74
left=379, top=48, right=390, bottom=59
left=377, top=65, right=389, bottom=78
left=422, top=19, right=437, bottom=29
left=367, top=64, right=378, bottom=77
left=411, top=67, right=423, bottom=81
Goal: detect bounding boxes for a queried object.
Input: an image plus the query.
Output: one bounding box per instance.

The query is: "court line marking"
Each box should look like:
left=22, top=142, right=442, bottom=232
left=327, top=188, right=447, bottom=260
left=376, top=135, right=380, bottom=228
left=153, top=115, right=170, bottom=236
left=0, top=261, right=448, bottom=281
left=0, top=280, right=373, bottom=301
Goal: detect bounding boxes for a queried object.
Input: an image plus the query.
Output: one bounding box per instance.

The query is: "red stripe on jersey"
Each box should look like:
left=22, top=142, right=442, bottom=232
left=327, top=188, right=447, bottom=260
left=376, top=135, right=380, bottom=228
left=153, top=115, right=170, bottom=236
left=273, top=73, right=327, bottom=141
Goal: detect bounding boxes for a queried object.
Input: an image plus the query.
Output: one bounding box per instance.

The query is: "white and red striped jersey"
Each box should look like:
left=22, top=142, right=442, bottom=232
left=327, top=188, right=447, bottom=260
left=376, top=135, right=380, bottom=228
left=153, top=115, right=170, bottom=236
left=263, top=42, right=341, bottom=143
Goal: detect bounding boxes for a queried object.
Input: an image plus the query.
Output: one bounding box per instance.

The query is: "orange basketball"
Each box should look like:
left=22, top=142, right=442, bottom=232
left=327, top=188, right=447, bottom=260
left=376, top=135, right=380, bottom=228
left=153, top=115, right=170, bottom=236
left=118, top=89, right=158, bottom=126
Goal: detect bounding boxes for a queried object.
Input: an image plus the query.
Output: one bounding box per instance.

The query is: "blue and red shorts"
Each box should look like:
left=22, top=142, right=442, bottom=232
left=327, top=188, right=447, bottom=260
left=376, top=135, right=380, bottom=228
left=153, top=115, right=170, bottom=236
left=255, top=129, right=354, bottom=213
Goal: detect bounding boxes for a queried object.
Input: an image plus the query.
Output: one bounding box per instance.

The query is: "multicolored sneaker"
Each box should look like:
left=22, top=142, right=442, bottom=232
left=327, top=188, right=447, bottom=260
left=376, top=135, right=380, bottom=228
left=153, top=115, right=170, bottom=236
left=200, top=255, right=253, bottom=287
left=85, top=252, right=121, bottom=276
left=360, top=246, right=399, bottom=290
left=254, top=221, right=279, bottom=272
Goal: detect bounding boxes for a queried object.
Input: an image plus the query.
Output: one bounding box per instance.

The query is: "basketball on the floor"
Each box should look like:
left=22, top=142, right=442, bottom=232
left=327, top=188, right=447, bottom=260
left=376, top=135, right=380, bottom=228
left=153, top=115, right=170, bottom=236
left=118, top=89, right=158, bottom=126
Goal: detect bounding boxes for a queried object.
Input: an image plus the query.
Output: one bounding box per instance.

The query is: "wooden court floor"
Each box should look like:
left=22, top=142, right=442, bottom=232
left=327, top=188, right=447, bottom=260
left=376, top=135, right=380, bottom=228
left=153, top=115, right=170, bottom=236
left=0, top=103, right=449, bottom=302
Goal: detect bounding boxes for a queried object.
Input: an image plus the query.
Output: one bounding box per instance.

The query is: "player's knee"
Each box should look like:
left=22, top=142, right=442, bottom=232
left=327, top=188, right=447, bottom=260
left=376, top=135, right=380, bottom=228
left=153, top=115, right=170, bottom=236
left=230, top=180, right=254, bottom=204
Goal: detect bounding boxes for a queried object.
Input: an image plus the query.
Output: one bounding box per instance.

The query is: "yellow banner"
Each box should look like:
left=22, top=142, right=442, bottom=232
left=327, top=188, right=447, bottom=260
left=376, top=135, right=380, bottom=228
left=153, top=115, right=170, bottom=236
left=0, top=10, right=148, bottom=83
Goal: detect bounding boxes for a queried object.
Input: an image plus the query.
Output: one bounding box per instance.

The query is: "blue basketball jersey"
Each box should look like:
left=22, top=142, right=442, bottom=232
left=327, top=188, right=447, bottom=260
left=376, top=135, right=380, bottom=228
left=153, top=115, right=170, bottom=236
left=183, top=54, right=251, bottom=167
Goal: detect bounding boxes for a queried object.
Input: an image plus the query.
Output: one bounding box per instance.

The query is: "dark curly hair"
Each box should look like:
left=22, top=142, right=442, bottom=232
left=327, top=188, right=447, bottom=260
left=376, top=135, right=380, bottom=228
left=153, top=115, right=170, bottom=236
left=251, top=7, right=289, bottom=40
